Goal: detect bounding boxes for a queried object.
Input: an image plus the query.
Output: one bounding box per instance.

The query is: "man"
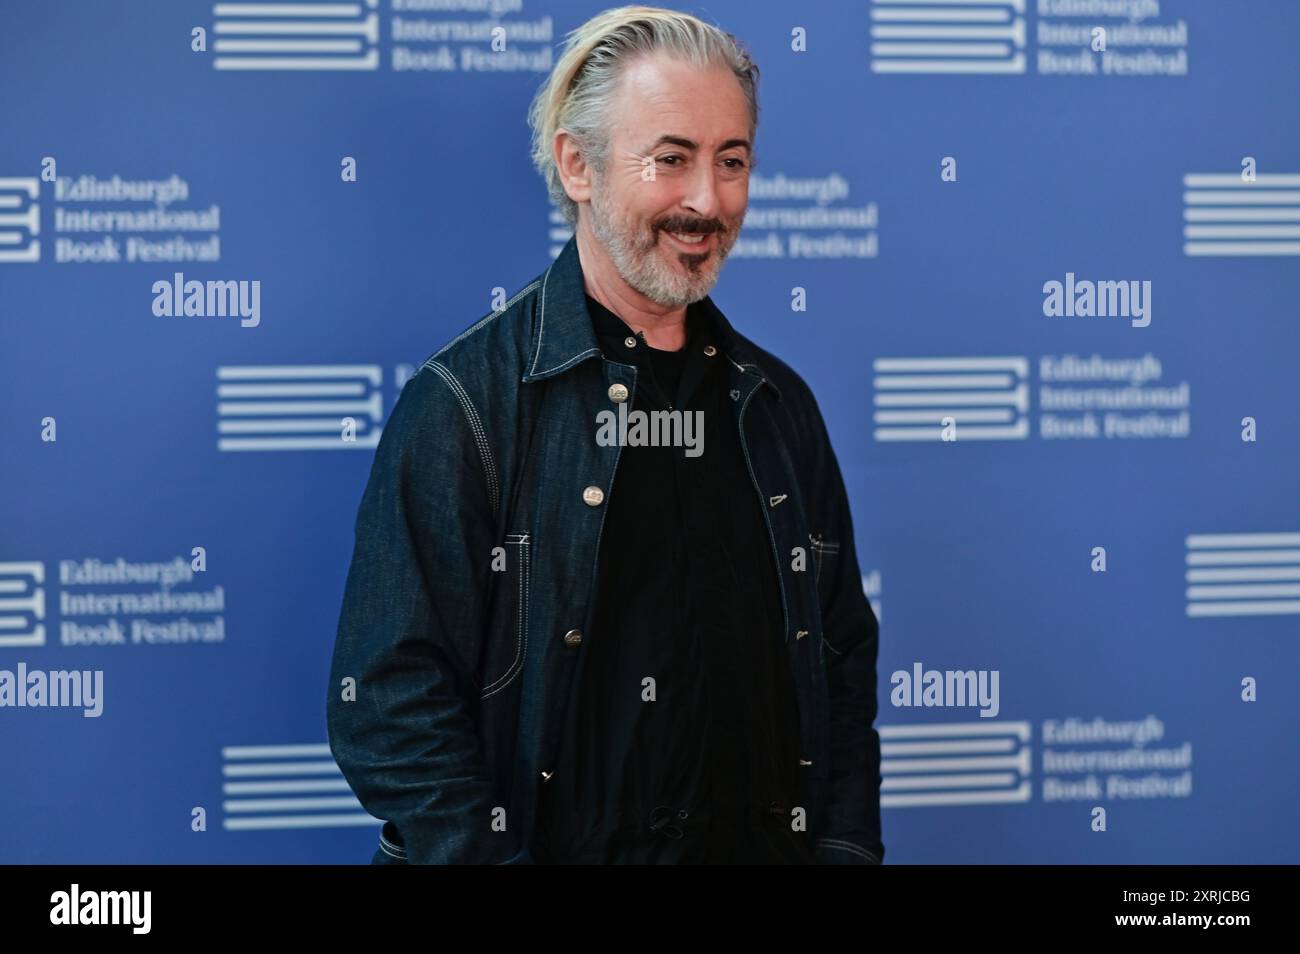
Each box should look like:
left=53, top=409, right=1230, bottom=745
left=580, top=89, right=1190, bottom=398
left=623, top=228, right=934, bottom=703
left=327, top=6, right=883, bottom=865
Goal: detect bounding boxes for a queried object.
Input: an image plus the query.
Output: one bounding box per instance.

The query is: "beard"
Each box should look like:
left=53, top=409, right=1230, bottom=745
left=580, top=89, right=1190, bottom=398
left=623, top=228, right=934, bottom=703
left=587, top=173, right=739, bottom=309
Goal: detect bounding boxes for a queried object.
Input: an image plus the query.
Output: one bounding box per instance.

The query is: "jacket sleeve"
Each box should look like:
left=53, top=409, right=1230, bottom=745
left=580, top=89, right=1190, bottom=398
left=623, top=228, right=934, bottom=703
left=326, top=363, right=531, bottom=864
left=805, top=394, right=885, bottom=865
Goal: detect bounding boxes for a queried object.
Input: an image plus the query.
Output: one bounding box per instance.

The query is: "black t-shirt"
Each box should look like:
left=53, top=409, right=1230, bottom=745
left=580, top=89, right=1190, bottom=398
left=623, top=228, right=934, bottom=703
left=531, top=293, right=813, bottom=864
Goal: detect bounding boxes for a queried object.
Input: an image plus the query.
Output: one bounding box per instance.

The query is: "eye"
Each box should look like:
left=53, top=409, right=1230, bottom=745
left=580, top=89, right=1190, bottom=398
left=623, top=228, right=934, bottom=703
left=722, top=157, right=747, bottom=170
left=658, top=154, right=683, bottom=166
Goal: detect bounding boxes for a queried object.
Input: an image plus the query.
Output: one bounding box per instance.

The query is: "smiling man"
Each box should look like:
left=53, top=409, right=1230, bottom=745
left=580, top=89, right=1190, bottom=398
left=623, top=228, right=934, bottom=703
left=558, top=54, right=751, bottom=330
left=327, top=5, right=884, bottom=866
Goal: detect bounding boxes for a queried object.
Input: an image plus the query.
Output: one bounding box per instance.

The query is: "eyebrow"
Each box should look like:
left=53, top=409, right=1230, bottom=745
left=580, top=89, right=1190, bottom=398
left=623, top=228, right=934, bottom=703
left=642, top=134, right=752, bottom=156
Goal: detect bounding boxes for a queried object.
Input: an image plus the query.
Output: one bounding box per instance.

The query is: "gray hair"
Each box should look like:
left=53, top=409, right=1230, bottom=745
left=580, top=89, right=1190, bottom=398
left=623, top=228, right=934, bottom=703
left=527, top=5, right=760, bottom=230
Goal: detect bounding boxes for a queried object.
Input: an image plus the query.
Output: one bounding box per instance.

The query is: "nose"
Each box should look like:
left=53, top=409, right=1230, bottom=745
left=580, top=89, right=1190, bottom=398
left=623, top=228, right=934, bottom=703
left=681, top=161, right=721, bottom=223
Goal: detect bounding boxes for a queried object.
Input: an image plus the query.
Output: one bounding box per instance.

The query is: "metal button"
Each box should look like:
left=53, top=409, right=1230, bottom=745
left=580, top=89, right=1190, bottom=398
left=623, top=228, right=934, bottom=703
left=541, top=770, right=554, bottom=782
left=607, top=383, right=629, bottom=403
left=582, top=485, right=604, bottom=506
left=563, top=629, right=583, bottom=648
left=703, top=344, right=717, bottom=357
left=624, top=336, right=637, bottom=348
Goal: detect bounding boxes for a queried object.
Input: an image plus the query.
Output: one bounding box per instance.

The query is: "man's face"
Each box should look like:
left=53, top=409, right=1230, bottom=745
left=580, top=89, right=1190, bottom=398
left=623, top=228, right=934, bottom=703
left=584, top=53, right=751, bottom=308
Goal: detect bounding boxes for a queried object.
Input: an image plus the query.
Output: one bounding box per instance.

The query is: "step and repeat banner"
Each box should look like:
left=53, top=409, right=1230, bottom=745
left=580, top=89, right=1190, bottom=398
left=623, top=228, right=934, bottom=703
left=1, top=1, right=1296, bottom=864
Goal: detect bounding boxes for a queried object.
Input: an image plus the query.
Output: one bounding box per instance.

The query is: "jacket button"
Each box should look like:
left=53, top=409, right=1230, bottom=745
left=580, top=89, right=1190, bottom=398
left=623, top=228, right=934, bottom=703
left=582, top=485, right=604, bottom=506
left=607, top=383, right=629, bottom=403
left=703, top=345, right=717, bottom=357
left=563, top=629, right=583, bottom=648
left=623, top=336, right=637, bottom=349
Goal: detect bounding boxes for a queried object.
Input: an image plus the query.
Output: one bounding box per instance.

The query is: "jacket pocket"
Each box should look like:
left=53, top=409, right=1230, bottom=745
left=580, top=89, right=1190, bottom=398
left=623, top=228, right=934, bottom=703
left=477, top=531, right=529, bottom=698
left=808, top=531, right=840, bottom=612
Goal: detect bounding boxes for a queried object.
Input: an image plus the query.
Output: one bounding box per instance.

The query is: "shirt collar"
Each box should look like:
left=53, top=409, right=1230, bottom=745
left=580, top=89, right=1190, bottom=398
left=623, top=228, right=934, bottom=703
left=585, top=292, right=705, bottom=357
left=520, top=233, right=782, bottom=401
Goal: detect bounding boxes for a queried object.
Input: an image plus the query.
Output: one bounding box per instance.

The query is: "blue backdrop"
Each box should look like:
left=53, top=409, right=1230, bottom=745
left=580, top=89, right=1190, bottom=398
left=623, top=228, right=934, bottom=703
left=1, top=0, right=1296, bottom=863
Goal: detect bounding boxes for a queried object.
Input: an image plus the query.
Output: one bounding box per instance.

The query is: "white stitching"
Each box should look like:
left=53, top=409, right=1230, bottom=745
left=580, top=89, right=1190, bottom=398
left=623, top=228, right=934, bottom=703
left=428, top=361, right=498, bottom=512
left=528, top=260, right=555, bottom=377
left=734, top=360, right=783, bottom=400
left=816, top=842, right=878, bottom=868
left=817, top=838, right=878, bottom=863
left=530, top=347, right=603, bottom=378
left=481, top=535, right=528, bottom=698
left=424, top=360, right=500, bottom=517
left=811, top=533, right=848, bottom=657
left=523, top=254, right=605, bottom=377
left=434, top=279, right=542, bottom=361
left=378, top=830, right=407, bottom=859
left=810, top=535, right=839, bottom=591
left=736, top=379, right=790, bottom=646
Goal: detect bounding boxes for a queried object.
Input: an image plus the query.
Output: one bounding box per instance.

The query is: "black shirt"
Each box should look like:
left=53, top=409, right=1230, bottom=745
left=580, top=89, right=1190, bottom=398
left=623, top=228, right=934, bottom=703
left=531, top=292, right=813, bottom=864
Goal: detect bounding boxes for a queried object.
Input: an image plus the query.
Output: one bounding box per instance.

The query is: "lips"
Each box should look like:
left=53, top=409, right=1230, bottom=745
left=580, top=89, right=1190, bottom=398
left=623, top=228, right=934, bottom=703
left=661, top=229, right=714, bottom=254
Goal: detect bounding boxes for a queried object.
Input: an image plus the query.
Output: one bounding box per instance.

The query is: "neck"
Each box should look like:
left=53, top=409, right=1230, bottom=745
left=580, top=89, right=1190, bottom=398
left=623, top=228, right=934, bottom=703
left=577, top=221, right=689, bottom=351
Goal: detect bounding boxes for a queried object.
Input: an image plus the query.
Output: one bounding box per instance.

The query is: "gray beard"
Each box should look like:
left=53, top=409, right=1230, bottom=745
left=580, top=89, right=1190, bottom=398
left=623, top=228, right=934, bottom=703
left=588, top=184, right=731, bottom=308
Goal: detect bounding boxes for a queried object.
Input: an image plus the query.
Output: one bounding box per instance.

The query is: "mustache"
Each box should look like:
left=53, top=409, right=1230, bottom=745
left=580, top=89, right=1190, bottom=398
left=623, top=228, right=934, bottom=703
left=656, top=220, right=724, bottom=235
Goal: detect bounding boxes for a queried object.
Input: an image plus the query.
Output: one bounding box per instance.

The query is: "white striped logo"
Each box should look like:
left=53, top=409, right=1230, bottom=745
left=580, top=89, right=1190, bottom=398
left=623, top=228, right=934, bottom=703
left=880, top=720, right=1032, bottom=807
left=217, top=364, right=383, bottom=452
left=212, top=0, right=380, bottom=71
left=0, top=562, right=45, bottom=649
left=548, top=208, right=573, bottom=260
left=1183, top=173, right=1300, bottom=257
left=873, top=355, right=1030, bottom=441
left=1185, top=532, right=1300, bottom=617
left=870, top=0, right=1026, bottom=74
left=0, top=177, right=40, bottom=263
left=221, top=743, right=377, bottom=830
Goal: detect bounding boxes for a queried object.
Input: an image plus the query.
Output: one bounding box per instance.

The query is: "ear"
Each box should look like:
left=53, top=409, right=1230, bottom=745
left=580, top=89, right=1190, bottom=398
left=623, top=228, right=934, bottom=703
left=554, top=129, right=593, bottom=205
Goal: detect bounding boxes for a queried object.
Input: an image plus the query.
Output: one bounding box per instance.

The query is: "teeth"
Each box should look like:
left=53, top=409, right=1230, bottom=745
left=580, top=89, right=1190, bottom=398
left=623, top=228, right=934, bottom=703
left=668, top=231, right=705, bottom=244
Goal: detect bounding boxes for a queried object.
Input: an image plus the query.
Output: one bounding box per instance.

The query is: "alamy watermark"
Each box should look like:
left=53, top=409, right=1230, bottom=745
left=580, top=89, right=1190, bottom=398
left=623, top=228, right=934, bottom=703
left=152, top=271, right=259, bottom=327
left=0, top=663, right=104, bottom=717
left=50, top=884, right=150, bottom=933
left=596, top=404, right=704, bottom=457
left=1043, top=272, right=1151, bottom=328
left=890, top=662, right=1000, bottom=718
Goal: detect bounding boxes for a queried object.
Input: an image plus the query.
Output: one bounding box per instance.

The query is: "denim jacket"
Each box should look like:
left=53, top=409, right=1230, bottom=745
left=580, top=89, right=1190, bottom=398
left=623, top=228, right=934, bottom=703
left=326, top=234, right=884, bottom=865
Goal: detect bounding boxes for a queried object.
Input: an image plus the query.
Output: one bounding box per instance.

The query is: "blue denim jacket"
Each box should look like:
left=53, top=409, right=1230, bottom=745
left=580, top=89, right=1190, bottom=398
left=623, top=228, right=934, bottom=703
left=327, top=235, right=883, bottom=865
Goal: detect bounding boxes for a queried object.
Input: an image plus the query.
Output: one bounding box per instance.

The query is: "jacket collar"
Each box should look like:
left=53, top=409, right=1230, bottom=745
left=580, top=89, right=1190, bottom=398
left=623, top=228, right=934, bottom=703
left=521, top=233, right=782, bottom=401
